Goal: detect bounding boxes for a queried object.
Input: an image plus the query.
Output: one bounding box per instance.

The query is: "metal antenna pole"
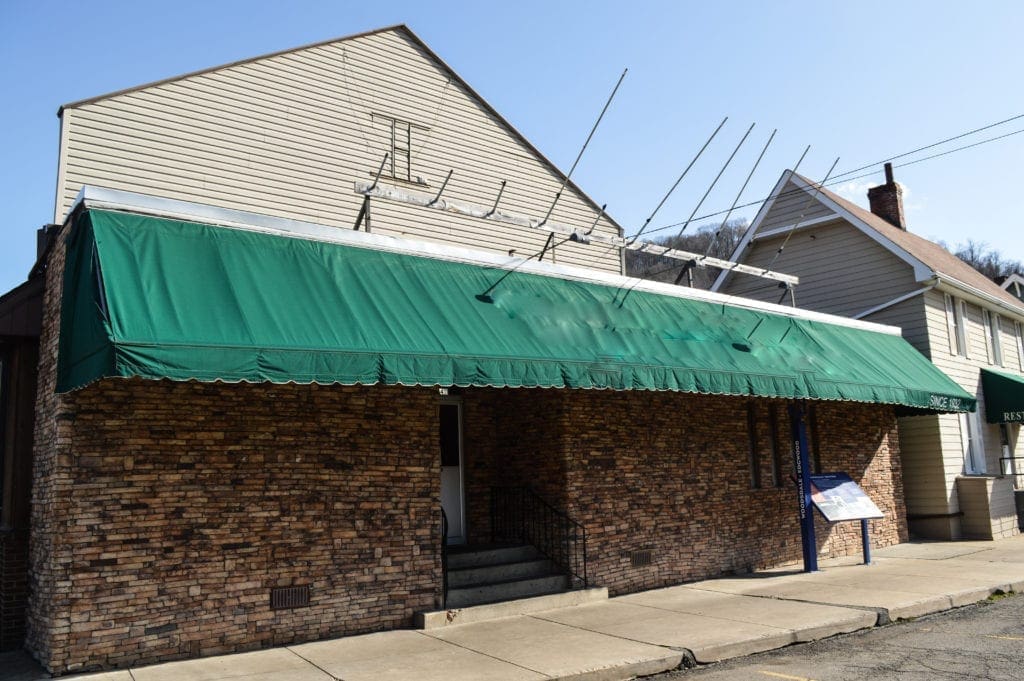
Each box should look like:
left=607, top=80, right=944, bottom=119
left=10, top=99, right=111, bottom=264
left=427, top=170, right=453, bottom=206
left=485, top=180, right=507, bottom=217
left=765, top=157, right=839, bottom=272
left=673, top=122, right=756, bottom=240
left=368, top=153, right=389, bottom=192
left=539, top=68, right=628, bottom=227
left=703, top=129, right=776, bottom=258
left=628, top=116, right=728, bottom=245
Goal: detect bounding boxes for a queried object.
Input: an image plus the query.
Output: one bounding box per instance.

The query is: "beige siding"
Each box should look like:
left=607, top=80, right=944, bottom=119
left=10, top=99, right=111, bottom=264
left=863, top=295, right=930, bottom=356
left=720, top=219, right=919, bottom=317
left=758, top=179, right=836, bottom=232
left=57, top=29, right=621, bottom=273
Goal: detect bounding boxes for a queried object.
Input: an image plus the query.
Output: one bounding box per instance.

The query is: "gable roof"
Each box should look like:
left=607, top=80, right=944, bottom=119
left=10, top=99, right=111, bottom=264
left=803, top=174, right=1024, bottom=314
left=57, top=24, right=622, bottom=236
left=718, top=170, right=1024, bottom=317
left=999, top=272, right=1024, bottom=300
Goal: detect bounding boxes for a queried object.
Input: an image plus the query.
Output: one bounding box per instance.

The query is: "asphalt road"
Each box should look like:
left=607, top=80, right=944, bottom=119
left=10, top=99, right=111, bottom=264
left=659, top=592, right=1024, bottom=681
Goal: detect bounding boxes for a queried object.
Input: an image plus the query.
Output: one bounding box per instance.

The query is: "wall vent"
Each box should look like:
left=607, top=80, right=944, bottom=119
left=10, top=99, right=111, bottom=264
left=630, top=550, right=653, bottom=567
left=270, top=585, right=310, bottom=610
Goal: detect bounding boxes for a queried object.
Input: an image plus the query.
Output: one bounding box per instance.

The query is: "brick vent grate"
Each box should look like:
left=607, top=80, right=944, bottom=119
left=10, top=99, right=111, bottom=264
left=630, top=550, right=653, bottom=567
left=270, top=585, right=310, bottom=610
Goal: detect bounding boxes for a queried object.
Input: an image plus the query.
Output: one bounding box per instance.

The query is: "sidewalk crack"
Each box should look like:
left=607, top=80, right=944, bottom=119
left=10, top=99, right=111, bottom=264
left=414, top=630, right=552, bottom=678
left=286, top=646, right=344, bottom=680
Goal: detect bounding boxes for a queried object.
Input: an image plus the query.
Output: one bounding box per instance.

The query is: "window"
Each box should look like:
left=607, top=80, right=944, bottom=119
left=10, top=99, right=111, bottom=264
left=747, top=403, right=762, bottom=489
left=944, top=294, right=967, bottom=357
left=982, top=310, right=1002, bottom=365
left=767, top=404, right=784, bottom=487
left=371, top=113, right=429, bottom=184
left=961, top=411, right=986, bottom=474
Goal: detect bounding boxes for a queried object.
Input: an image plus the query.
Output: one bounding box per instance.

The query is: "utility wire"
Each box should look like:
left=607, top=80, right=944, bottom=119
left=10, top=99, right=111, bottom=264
left=635, top=114, right=1024, bottom=239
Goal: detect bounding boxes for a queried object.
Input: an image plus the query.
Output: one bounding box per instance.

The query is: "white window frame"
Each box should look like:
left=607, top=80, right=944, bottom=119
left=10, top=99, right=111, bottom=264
left=982, top=310, right=999, bottom=365
left=958, top=300, right=970, bottom=359
left=961, top=411, right=986, bottom=475
left=944, top=294, right=965, bottom=356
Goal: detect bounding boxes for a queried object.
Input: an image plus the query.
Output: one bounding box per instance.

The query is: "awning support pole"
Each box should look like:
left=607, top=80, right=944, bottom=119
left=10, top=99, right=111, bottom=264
left=353, top=196, right=370, bottom=231
left=789, top=402, right=818, bottom=572
left=537, top=233, right=556, bottom=261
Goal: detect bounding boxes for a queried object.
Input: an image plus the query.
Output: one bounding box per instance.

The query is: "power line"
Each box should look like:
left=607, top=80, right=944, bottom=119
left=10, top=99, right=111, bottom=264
left=635, top=114, right=1024, bottom=239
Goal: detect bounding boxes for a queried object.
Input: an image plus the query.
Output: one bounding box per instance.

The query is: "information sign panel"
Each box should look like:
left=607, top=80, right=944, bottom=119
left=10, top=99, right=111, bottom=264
left=809, top=473, right=883, bottom=522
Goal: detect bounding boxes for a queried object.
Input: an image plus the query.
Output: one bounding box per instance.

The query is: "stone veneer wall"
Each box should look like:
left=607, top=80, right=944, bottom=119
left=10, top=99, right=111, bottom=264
left=28, top=217, right=441, bottom=674
left=464, top=389, right=907, bottom=594
left=27, top=213, right=906, bottom=673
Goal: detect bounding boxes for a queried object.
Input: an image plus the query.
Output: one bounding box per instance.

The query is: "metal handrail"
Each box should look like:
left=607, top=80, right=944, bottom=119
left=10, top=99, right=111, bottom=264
left=1000, top=456, right=1024, bottom=488
left=440, top=508, right=449, bottom=608
left=490, top=486, right=588, bottom=589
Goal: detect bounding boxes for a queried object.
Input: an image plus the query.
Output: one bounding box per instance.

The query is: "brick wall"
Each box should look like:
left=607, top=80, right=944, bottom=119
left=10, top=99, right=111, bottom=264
left=27, top=213, right=906, bottom=673
left=28, top=214, right=443, bottom=675
left=463, top=389, right=907, bottom=595
left=32, top=379, right=441, bottom=674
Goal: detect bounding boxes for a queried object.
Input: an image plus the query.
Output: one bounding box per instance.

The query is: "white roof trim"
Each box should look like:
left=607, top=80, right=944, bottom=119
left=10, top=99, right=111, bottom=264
left=1000, top=272, right=1024, bottom=291
left=70, top=185, right=902, bottom=336
left=784, top=173, right=934, bottom=282
left=711, top=171, right=791, bottom=292
left=934, top=276, right=1024, bottom=322
left=752, top=213, right=840, bottom=241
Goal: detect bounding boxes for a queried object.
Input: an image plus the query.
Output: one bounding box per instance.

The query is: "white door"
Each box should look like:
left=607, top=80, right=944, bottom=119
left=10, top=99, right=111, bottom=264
left=439, top=400, right=465, bottom=545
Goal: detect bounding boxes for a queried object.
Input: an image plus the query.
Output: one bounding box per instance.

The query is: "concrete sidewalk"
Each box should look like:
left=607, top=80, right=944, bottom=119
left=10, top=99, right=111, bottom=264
left=45, top=535, right=1024, bottom=680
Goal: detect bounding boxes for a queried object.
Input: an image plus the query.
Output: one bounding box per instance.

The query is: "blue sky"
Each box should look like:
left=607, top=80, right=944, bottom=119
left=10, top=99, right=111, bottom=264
left=2, top=0, right=1023, bottom=293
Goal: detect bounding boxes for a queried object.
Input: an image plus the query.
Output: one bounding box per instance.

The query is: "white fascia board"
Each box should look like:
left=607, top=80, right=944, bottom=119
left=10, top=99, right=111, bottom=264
left=72, top=185, right=902, bottom=336
left=934, top=275, right=1024, bottom=322
left=711, top=170, right=792, bottom=292
left=786, top=174, right=934, bottom=282
left=1000, top=272, right=1024, bottom=291
left=751, top=213, right=840, bottom=241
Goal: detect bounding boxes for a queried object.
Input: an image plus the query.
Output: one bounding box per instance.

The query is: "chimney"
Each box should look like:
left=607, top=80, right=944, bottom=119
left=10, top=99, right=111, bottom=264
left=867, top=162, right=906, bottom=230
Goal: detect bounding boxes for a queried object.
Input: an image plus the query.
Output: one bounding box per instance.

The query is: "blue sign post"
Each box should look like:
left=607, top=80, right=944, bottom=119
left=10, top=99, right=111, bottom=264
left=789, top=403, right=818, bottom=572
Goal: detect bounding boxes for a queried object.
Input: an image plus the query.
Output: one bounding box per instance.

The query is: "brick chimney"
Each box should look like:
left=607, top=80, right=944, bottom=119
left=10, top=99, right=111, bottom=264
left=867, top=162, right=906, bottom=230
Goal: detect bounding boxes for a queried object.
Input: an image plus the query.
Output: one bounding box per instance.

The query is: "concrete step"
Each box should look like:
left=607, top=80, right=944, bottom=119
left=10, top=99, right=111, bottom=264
left=446, top=574, right=570, bottom=608
left=448, top=558, right=557, bottom=588
left=446, top=544, right=541, bottom=570
left=416, top=586, right=609, bottom=629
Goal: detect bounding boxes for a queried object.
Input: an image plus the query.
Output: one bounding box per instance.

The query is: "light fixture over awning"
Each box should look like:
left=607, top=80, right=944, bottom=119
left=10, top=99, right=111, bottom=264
left=57, top=207, right=975, bottom=415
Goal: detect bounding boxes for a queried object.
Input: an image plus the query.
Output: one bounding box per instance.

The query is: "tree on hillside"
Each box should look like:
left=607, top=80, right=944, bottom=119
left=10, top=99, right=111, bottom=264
left=626, top=219, right=748, bottom=290
left=951, top=240, right=1024, bottom=282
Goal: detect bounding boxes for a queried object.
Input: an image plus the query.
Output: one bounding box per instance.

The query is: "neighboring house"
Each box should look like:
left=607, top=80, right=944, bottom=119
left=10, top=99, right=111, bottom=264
left=715, top=165, right=1024, bottom=541
left=998, top=272, right=1024, bottom=302
left=2, top=26, right=976, bottom=674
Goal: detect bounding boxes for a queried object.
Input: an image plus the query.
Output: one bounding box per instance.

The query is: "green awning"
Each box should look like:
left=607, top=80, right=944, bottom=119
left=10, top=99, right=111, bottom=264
left=981, top=369, right=1024, bottom=423
left=57, top=208, right=975, bottom=414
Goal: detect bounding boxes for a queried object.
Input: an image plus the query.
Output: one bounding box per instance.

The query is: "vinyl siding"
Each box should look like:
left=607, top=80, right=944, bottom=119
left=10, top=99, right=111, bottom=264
left=720, top=219, right=919, bottom=317
left=922, top=289, right=1022, bottom=538
left=57, top=29, right=621, bottom=274
left=757, top=179, right=836, bottom=232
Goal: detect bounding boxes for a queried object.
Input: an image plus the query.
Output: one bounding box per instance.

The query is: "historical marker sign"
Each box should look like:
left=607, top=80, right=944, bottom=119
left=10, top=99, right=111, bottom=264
left=809, top=473, right=883, bottom=522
